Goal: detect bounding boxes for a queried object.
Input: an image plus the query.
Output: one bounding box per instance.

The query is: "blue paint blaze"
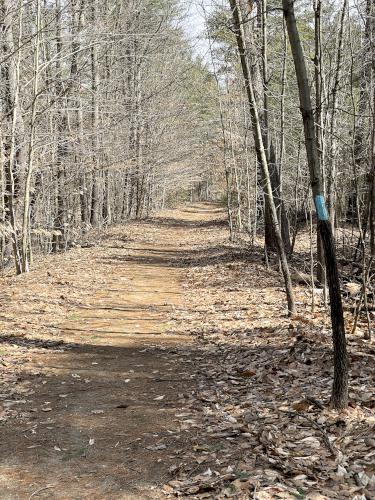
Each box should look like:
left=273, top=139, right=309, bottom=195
left=315, top=195, right=329, bottom=221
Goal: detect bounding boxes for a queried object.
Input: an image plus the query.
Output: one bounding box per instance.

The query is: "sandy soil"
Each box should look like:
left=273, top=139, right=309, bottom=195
left=0, top=204, right=220, bottom=499
left=0, top=203, right=374, bottom=500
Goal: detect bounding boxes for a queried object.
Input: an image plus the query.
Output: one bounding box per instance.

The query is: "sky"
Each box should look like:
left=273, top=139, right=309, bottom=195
left=181, top=0, right=212, bottom=60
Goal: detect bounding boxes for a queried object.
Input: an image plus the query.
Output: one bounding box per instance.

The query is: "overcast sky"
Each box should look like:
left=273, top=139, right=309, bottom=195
left=182, top=0, right=212, bottom=60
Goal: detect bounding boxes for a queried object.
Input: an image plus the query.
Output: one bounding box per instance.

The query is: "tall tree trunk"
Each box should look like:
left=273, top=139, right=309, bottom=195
left=229, top=0, right=295, bottom=316
left=90, top=0, right=100, bottom=227
left=283, top=0, right=348, bottom=409
left=327, top=0, right=348, bottom=232
left=313, top=0, right=326, bottom=286
left=52, top=0, right=66, bottom=252
left=1, top=0, right=24, bottom=273
left=21, top=0, right=41, bottom=271
left=245, top=0, right=291, bottom=253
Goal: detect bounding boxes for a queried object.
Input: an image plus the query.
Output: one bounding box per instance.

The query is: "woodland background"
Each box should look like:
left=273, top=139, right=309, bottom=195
left=1, top=0, right=374, bottom=268
left=1, top=0, right=375, bottom=407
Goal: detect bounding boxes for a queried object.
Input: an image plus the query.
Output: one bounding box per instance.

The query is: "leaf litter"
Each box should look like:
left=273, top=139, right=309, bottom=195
left=0, top=204, right=373, bottom=499
left=156, top=206, right=375, bottom=499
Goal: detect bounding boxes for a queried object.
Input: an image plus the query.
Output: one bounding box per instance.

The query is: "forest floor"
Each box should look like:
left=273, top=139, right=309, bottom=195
left=0, top=203, right=374, bottom=500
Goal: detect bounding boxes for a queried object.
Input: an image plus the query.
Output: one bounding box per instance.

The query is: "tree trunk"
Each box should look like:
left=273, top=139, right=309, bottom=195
left=90, top=0, right=100, bottom=227
left=229, top=0, right=295, bottom=316
left=21, top=0, right=41, bottom=271
left=283, top=0, right=348, bottom=409
left=1, top=0, right=24, bottom=274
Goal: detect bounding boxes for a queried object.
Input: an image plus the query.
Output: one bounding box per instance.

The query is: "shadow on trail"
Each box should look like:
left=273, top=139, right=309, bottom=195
left=180, top=202, right=224, bottom=213
left=0, top=341, right=207, bottom=497
left=139, top=216, right=228, bottom=230
left=0, top=202, right=309, bottom=498
left=99, top=245, right=282, bottom=290
left=0, top=325, right=346, bottom=496
left=0, top=333, right=68, bottom=350
left=101, top=209, right=282, bottom=289
left=0, top=328, right=320, bottom=355
left=100, top=244, right=252, bottom=269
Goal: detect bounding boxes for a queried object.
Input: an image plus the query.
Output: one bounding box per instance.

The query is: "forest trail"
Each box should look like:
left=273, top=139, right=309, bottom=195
left=0, top=204, right=221, bottom=499
left=0, top=203, right=374, bottom=499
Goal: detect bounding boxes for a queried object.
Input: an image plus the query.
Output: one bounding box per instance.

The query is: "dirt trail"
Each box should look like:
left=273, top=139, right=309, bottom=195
left=1, top=204, right=374, bottom=499
left=0, top=204, right=221, bottom=499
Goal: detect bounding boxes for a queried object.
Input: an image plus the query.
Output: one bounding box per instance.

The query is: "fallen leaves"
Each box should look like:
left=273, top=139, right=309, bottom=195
left=0, top=206, right=374, bottom=499
left=238, top=369, right=257, bottom=378
left=292, top=399, right=312, bottom=412
left=160, top=210, right=375, bottom=499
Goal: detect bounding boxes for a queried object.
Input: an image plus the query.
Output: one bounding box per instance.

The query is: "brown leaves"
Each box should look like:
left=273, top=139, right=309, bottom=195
left=238, top=369, right=257, bottom=378
left=292, top=399, right=312, bottom=412
left=0, top=207, right=374, bottom=499
left=164, top=209, right=375, bottom=499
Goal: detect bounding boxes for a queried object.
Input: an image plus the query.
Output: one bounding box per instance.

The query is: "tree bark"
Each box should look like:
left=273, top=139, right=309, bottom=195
left=90, top=0, right=100, bottom=227
left=283, top=0, right=348, bottom=409
left=21, top=0, right=41, bottom=271
left=229, top=0, right=295, bottom=316
left=1, top=0, right=24, bottom=273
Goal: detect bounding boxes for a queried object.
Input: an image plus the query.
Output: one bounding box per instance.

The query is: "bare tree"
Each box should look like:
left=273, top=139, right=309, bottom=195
left=229, top=0, right=295, bottom=316
left=283, top=0, right=348, bottom=409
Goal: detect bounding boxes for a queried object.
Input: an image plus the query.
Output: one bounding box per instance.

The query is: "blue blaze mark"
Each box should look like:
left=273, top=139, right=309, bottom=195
left=315, top=195, right=329, bottom=221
